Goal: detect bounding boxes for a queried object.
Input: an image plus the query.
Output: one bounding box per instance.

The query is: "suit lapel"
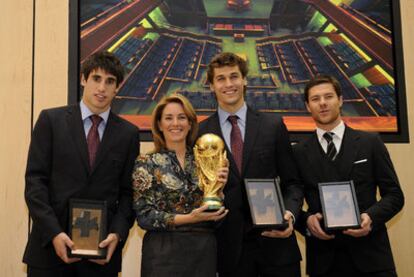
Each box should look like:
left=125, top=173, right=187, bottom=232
left=338, top=126, right=360, bottom=178
left=205, top=112, right=240, bottom=178
left=91, top=112, right=119, bottom=174
left=241, top=108, right=260, bottom=175
left=66, top=105, right=90, bottom=172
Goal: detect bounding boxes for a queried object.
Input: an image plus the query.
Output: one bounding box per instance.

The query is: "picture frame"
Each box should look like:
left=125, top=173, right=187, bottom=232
left=69, top=0, right=408, bottom=142
left=318, top=180, right=361, bottom=232
left=244, top=178, right=288, bottom=230
left=67, top=199, right=108, bottom=259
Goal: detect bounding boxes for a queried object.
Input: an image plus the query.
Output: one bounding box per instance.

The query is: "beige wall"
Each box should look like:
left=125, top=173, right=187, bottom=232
left=0, top=0, right=33, bottom=275
left=1, top=1, right=413, bottom=276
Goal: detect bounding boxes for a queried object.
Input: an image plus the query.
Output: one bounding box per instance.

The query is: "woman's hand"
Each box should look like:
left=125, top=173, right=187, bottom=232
left=189, top=205, right=228, bottom=223
left=174, top=205, right=229, bottom=226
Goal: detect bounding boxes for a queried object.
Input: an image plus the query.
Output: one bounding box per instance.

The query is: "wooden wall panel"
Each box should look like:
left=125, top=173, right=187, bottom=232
left=0, top=0, right=33, bottom=276
left=33, top=0, right=68, bottom=116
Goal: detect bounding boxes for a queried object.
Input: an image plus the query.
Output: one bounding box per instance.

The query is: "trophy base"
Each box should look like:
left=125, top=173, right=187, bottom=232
left=203, top=197, right=223, bottom=212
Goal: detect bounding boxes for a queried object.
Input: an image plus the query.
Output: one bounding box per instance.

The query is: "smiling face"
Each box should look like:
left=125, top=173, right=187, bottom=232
left=81, top=68, right=119, bottom=114
left=306, top=83, right=343, bottom=131
left=209, top=65, right=247, bottom=113
left=158, top=102, right=192, bottom=148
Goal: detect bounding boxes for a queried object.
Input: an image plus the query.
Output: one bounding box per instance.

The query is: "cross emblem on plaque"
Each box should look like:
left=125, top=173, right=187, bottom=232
left=73, top=211, right=99, bottom=237
left=251, top=188, right=275, bottom=214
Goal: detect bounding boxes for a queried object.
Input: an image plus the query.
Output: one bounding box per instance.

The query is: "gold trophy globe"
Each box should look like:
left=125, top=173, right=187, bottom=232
left=194, top=134, right=227, bottom=211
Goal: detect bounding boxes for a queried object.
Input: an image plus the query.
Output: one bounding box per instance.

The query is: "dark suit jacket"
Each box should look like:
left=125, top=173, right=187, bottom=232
left=293, top=126, right=404, bottom=275
left=199, top=107, right=303, bottom=274
left=23, top=104, right=140, bottom=273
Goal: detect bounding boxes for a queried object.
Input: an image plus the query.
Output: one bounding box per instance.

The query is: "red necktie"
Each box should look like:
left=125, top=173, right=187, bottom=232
left=228, top=115, right=243, bottom=173
left=87, top=115, right=102, bottom=167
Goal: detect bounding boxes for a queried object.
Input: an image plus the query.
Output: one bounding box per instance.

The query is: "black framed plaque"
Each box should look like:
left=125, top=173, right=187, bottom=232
left=68, top=199, right=107, bottom=259
left=244, top=178, right=288, bottom=230
left=318, top=181, right=361, bottom=231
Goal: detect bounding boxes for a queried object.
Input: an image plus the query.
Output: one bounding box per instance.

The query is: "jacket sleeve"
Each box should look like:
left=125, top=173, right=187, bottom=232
left=365, top=134, right=404, bottom=226
left=25, top=110, right=63, bottom=246
left=275, top=119, right=304, bottom=219
left=109, top=127, right=140, bottom=241
left=132, top=156, right=176, bottom=231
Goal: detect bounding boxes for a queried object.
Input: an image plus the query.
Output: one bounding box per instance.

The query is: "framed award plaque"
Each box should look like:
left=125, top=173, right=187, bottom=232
left=244, top=178, right=288, bottom=230
left=318, top=181, right=361, bottom=231
left=68, top=199, right=107, bottom=259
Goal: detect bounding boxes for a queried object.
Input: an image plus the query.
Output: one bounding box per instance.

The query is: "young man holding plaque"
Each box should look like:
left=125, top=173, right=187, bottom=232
left=23, top=51, right=140, bottom=277
left=293, top=75, right=404, bottom=277
left=199, top=52, right=303, bottom=277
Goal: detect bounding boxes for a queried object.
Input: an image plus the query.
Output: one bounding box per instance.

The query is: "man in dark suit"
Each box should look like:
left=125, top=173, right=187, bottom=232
left=294, top=75, right=404, bottom=277
left=23, top=52, right=140, bottom=277
left=199, top=52, right=303, bottom=277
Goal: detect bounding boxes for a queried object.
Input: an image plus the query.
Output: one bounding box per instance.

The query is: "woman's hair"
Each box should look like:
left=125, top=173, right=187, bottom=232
left=151, top=94, right=198, bottom=152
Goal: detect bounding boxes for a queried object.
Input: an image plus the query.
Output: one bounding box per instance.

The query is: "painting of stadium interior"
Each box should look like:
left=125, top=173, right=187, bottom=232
left=80, top=0, right=400, bottom=132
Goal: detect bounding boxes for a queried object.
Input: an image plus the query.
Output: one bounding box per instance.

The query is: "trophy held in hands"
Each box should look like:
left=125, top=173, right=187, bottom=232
left=194, top=134, right=227, bottom=211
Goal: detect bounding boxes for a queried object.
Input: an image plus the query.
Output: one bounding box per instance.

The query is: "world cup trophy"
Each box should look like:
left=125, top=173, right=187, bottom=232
left=194, top=134, right=227, bottom=211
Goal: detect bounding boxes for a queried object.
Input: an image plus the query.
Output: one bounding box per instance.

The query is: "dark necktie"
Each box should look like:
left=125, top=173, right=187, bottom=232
left=323, top=132, right=337, bottom=161
left=87, top=115, right=102, bottom=167
left=228, top=115, right=243, bottom=173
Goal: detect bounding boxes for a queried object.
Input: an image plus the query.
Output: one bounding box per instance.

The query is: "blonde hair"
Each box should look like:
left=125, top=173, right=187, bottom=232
left=151, top=94, right=198, bottom=152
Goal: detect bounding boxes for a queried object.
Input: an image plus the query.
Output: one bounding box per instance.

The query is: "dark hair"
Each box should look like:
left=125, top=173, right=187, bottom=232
left=81, top=51, right=125, bottom=86
left=207, top=52, right=248, bottom=84
left=151, top=94, right=198, bottom=152
left=304, top=75, right=342, bottom=102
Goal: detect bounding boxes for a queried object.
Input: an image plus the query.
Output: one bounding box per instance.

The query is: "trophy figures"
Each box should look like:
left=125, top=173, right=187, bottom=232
left=194, top=134, right=227, bottom=211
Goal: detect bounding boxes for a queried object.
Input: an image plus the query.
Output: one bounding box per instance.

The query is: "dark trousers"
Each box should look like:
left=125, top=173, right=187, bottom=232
left=219, top=240, right=301, bottom=277
left=27, top=261, right=118, bottom=277
left=310, top=249, right=397, bottom=277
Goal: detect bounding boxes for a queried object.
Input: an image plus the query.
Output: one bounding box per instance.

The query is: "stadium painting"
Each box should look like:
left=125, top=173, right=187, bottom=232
left=70, top=0, right=408, bottom=142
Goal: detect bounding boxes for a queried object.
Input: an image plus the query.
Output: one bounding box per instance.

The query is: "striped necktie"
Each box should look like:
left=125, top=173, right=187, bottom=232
left=323, top=132, right=337, bottom=161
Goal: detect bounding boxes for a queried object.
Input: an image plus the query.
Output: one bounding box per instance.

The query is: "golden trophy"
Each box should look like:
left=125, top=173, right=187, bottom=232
left=194, top=134, right=227, bottom=211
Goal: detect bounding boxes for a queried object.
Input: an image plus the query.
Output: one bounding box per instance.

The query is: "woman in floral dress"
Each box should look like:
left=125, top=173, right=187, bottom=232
left=132, top=94, right=229, bottom=277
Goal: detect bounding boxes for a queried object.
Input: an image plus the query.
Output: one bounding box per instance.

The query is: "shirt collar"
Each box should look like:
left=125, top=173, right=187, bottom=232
left=217, top=102, right=247, bottom=125
left=159, top=146, right=195, bottom=169
left=80, top=100, right=110, bottom=124
left=316, top=120, right=345, bottom=144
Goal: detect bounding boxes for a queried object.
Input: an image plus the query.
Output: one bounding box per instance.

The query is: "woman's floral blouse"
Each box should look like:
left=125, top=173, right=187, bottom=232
left=132, top=148, right=204, bottom=230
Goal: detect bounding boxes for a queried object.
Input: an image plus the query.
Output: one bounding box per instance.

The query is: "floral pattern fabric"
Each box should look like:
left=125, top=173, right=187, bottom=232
left=132, top=149, right=204, bottom=230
